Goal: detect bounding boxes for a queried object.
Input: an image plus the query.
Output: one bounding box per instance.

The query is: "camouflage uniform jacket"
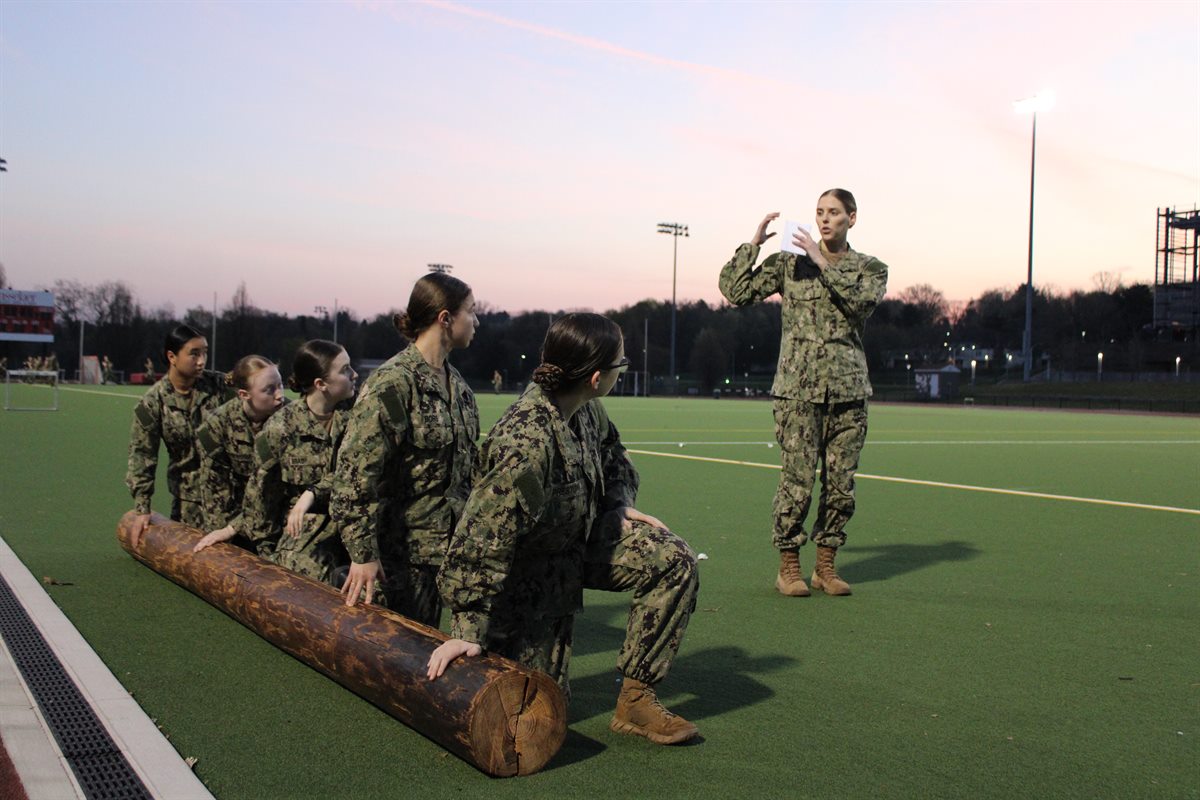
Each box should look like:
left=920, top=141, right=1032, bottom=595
left=593, top=401, right=639, bottom=514
left=126, top=371, right=233, bottom=514
left=331, top=345, right=479, bottom=565
left=196, top=397, right=280, bottom=534
left=440, top=387, right=632, bottom=645
left=719, top=241, right=888, bottom=402
left=242, top=399, right=347, bottom=557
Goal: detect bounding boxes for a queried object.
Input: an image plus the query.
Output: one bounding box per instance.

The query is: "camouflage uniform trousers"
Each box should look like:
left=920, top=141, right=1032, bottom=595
left=488, top=615, right=575, bottom=703
left=379, top=559, right=442, bottom=628
left=583, top=513, right=699, bottom=686
left=271, top=524, right=349, bottom=587
left=474, top=518, right=698, bottom=702
left=174, top=497, right=206, bottom=530
left=772, top=397, right=868, bottom=551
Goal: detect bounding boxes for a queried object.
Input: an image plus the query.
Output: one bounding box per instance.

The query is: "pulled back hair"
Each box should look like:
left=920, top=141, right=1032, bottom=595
left=820, top=188, right=857, bottom=215
left=531, top=313, right=622, bottom=393
left=392, top=273, right=473, bottom=341
left=225, top=354, right=276, bottom=391
left=288, top=339, right=344, bottom=394
left=164, top=324, right=206, bottom=362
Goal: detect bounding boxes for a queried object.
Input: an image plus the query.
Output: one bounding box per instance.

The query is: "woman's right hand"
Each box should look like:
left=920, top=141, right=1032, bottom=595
left=341, top=560, right=385, bottom=607
left=128, top=513, right=151, bottom=549
left=751, top=212, right=781, bottom=246
left=427, top=639, right=483, bottom=680
left=285, top=490, right=315, bottom=538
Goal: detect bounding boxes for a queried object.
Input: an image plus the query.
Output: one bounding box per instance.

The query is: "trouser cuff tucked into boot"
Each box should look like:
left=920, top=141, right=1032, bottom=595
left=610, top=677, right=698, bottom=745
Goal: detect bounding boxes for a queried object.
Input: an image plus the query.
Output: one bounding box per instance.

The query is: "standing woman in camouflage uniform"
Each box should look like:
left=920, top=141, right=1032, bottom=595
left=231, top=340, right=358, bottom=583
left=332, top=273, right=479, bottom=623
left=429, top=313, right=700, bottom=745
left=719, top=189, right=888, bottom=596
left=125, top=324, right=233, bottom=548
left=190, top=355, right=285, bottom=552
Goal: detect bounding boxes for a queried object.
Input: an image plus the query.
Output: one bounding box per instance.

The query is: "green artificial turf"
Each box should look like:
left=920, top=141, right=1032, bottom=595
left=1, top=384, right=1197, bottom=799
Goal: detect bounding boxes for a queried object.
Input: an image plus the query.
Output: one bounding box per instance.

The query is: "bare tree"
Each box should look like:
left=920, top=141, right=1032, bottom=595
left=1092, top=271, right=1124, bottom=293
left=85, top=281, right=139, bottom=326
left=230, top=281, right=259, bottom=317
left=51, top=279, right=89, bottom=324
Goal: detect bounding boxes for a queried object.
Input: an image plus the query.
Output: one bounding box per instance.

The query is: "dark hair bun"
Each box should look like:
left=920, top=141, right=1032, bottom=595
left=393, top=312, right=418, bottom=341
left=531, top=363, right=565, bottom=391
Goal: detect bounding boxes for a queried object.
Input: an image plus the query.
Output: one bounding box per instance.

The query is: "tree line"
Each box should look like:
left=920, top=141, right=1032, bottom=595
left=0, top=270, right=1191, bottom=392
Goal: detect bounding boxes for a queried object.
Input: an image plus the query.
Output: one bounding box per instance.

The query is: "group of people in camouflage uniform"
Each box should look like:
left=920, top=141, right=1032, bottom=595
left=124, top=189, right=886, bottom=750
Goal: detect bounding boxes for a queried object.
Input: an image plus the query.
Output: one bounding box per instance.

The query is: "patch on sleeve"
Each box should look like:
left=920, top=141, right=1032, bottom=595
left=379, top=386, right=409, bottom=429
left=134, top=403, right=155, bottom=429
left=197, top=426, right=219, bottom=456
left=255, top=435, right=274, bottom=462
left=513, top=469, right=545, bottom=515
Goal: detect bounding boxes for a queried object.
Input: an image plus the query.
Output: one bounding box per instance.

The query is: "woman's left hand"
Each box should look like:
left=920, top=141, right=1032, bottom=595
left=619, top=507, right=669, bottom=532
left=286, top=490, right=315, bottom=538
left=427, top=639, right=483, bottom=680
left=792, top=228, right=828, bottom=270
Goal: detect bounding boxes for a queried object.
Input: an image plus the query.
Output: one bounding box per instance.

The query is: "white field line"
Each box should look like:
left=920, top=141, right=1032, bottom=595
left=56, top=386, right=142, bottom=399
left=625, top=448, right=1200, bottom=516
left=624, top=439, right=1200, bottom=446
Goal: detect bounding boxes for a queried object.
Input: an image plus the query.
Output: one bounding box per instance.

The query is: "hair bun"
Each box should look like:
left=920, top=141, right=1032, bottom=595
left=286, top=373, right=302, bottom=393
left=531, top=363, right=565, bottom=392
left=393, top=312, right=418, bottom=341
left=224, top=371, right=235, bottom=387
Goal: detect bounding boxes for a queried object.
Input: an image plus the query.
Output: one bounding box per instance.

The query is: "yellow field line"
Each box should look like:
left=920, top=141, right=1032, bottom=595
left=625, top=448, right=1200, bottom=516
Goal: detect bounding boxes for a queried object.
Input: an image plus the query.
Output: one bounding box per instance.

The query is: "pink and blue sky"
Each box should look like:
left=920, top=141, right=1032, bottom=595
left=1, top=0, right=1197, bottom=319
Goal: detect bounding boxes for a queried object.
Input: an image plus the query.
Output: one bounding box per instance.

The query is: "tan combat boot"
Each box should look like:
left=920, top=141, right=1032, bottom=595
left=810, top=545, right=851, bottom=596
left=609, top=677, right=699, bottom=745
left=775, top=549, right=811, bottom=596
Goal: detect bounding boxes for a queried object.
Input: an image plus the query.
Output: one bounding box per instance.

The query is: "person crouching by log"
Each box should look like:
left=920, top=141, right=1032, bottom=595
left=332, top=273, right=480, bottom=624
left=126, top=325, right=234, bottom=548
left=191, top=356, right=286, bottom=552
left=429, top=313, right=700, bottom=745
left=224, top=340, right=358, bottom=584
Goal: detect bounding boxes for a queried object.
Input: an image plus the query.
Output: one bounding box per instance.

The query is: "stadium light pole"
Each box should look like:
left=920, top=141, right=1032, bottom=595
left=1014, top=90, right=1054, bottom=383
left=657, top=222, right=688, bottom=393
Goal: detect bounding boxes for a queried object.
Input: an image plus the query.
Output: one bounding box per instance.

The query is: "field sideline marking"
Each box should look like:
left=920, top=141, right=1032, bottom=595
left=624, top=439, right=1200, bottom=446
left=626, top=448, right=1200, bottom=516
left=47, top=386, right=140, bottom=400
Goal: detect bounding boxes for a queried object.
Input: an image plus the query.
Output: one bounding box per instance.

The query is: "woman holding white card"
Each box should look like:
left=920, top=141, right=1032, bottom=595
left=718, top=189, right=888, bottom=597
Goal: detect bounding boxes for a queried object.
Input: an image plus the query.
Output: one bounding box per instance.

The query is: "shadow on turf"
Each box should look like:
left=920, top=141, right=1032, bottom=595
left=565, top=600, right=794, bottom=728
left=842, top=539, right=980, bottom=584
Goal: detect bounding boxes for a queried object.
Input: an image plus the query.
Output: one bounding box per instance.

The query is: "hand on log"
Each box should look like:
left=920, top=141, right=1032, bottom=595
left=116, top=511, right=567, bottom=777
left=341, top=560, right=384, bottom=606
left=428, top=639, right=483, bottom=680
left=193, top=525, right=236, bottom=553
left=128, top=513, right=151, bottom=549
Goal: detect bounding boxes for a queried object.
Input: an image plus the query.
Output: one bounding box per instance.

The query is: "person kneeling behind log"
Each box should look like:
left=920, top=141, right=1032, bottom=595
left=428, top=313, right=700, bottom=745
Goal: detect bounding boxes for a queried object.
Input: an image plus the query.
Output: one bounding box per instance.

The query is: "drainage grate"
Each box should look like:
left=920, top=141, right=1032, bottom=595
left=0, top=574, right=152, bottom=800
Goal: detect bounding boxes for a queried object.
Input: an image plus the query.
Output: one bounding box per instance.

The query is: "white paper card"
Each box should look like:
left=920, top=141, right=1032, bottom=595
left=781, top=220, right=811, bottom=256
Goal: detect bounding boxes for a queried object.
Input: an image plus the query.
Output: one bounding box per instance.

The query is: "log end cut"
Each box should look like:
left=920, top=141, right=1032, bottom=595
left=470, top=669, right=567, bottom=777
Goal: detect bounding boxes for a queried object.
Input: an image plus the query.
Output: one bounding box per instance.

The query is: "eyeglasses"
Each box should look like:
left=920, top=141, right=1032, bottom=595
left=603, top=357, right=630, bottom=373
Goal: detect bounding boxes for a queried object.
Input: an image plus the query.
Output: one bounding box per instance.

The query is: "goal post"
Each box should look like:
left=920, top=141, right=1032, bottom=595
left=4, top=369, right=60, bottom=412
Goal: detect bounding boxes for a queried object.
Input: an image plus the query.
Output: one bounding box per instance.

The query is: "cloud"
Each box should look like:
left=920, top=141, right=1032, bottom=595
left=416, top=0, right=759, bottom=84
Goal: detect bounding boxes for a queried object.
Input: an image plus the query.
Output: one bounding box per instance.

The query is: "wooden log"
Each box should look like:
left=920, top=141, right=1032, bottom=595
left=116, top=511, right=566, bottom=777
